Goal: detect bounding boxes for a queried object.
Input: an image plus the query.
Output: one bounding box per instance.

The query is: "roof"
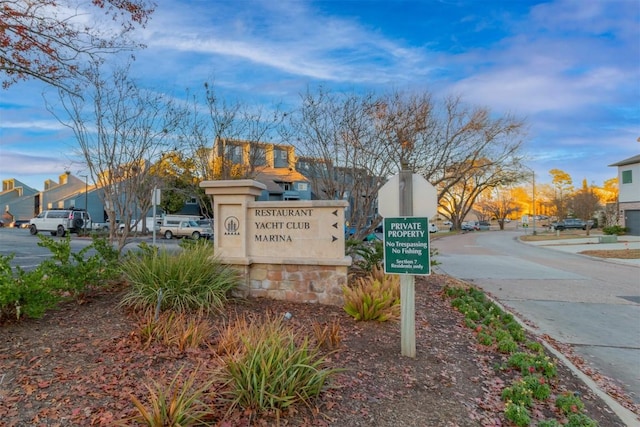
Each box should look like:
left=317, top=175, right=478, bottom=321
left=253, top=166, right=310, bottom=194
left=609, top=154, right=640, bottom=167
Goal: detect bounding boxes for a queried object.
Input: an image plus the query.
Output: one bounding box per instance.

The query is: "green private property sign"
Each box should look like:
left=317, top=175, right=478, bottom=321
left=383, top=217, right=431, bottom=275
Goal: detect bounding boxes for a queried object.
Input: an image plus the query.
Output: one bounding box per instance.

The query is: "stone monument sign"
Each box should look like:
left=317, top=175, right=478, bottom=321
left=200, top=180, right=351, bottom=306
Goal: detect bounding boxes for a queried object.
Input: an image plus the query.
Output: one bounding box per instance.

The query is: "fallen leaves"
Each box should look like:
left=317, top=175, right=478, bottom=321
left=0, top=277, right=631, bottom=426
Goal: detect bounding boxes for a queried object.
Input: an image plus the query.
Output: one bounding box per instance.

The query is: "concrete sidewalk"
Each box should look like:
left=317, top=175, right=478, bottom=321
left=522, top=235, right=640, bottom=267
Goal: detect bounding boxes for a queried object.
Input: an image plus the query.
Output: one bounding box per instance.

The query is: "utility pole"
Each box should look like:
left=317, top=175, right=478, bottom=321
left=81, top=175, right=88, bottom=234
left=523, top=166, right=536, bottom=235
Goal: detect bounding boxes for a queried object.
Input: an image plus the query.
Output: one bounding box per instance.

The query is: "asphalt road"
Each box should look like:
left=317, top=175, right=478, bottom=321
left=0, top=227, right=95, bottom=269
left=432, top=230, right=640, bottom=405
left=0, top=227, right=179, bottom=270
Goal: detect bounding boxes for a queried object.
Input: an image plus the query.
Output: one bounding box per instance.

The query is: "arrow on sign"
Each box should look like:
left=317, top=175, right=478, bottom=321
left=332, top=236, right=338, bottom=242
left=332, top=222, right=338, bottom=229
left=332, top=210, right=338, bottom=216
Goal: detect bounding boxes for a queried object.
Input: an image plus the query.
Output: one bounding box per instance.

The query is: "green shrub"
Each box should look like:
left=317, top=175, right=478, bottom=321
left=120, top=242, right=240, bottom=314
left=478, top=330, right=494, bottom=346
left=35, top=235, right=121, bottom=295
left=522, top=375, right=551, bottom=400
left=506, top=321, right=526, bottom=342
left=525, top=341, right=545, bottom=353
left=555, top=392, right=585, bottom=415
left=0, top=257, right=62, bottom=321
left=0, top=236, right=122, bottom=321
left=88, top=234, right=121, bottom=279
left=565, top=413, right=598, bottom=427
left=501, top=380, right=534, bottom=407
left=507, top=352, right=557, bottom=378
left=504, top=401, right=530, bottom=427
left=464, top=318, right=477, bottom=329
left=602, top=225, right=627, bottom=235
left=346, top=239, right=383, bottom=275
left=223, top=315, right=339, bottom=416
left=343, top=267, right=400, bottom=321
left=497, top=337, right=518, bottom=354
left=443, top=285, right=471, bottom=299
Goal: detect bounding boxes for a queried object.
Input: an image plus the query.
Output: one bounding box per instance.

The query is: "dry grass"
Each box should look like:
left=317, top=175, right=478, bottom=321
left=579, top=249, right=640, bottom=259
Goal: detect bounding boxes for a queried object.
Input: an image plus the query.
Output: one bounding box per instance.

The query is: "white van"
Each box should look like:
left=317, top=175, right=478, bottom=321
left=29, top=209, right=92, bottom=237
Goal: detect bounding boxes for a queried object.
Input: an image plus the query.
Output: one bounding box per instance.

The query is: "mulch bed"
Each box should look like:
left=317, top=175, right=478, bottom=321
left=0, top=274, right=631, bottom=426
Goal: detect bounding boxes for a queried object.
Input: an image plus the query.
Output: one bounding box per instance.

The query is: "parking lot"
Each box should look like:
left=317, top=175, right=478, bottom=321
left=0, top=227, right=182, bottom=270
left=0, top=227, right=93, bottom=270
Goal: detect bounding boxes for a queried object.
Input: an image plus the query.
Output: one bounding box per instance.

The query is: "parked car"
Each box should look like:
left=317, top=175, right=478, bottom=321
left=118, top=217, right=161, bottom=234
left=346, top=226, right=379, bottom=241
left=160, top=215, right=212, bottom=240
left=552, top=218, right=586, bottom=231
left=92, top=222, right=110, bottom=232
left=461, top=222, right=478, bottom=231
left=371, top=223, right=437, bottom=235
left=29, top=209, right=91, bottom=237
left=478, top=221, right=491, bottom=230
left=196, top=219, right=214, bottom=228
left=10, top=220, right=30, bottom=228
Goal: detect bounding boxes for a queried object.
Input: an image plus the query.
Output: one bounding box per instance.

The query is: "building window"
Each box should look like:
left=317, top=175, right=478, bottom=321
left=274, top=149, right=288, bottom=168
left=253, top=147, right=266, bottom=166
left=186, top=197, right=198, bottom=205
left=621, top=170, right=632, bottom=184
left=276, top=181, right=292, bottom=191
left=225, top=145, right=243, bottom=164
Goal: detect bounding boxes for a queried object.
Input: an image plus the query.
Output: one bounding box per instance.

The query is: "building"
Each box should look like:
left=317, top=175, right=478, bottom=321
left=296, top=156, right=380, bottom=230
left=609, top=154, right=640, bottom=235
left=212, top=139, right=312, bottom=201
left=1, top=173, right=108, bottom=225
left=1, top=179, right=39, bottom=224
left=1, top=140, right=332, bottom=226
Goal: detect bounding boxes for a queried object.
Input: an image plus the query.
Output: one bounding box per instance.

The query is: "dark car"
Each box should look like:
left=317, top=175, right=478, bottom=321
left=552, top=218, right=586, bottom=231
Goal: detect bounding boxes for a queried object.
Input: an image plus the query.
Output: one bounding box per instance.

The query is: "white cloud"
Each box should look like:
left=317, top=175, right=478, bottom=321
left=138, top=0, right=433, bottom=85
left=0, top=120, right=66, bottom=131
left=0, top=152, right=68, bottom=175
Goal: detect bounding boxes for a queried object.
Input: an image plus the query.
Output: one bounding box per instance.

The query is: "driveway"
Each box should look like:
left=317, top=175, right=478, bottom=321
left=432, top=231, right=640, bottom=405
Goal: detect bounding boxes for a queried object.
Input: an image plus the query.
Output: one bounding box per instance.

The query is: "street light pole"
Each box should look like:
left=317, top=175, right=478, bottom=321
left=522, top=166, right=536, bottom=235
left=531, top=171, right=536, bottom=235
left=81, top=175, right=88, bottom=234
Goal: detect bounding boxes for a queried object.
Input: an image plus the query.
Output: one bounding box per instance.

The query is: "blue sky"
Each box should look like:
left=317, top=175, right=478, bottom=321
left=1, top=0, right=638, bottom=190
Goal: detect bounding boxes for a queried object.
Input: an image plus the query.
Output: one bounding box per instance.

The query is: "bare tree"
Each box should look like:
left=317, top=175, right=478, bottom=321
left=439, top=157, right=523, bottom=229
left=476, top=188, right=520, bottom=230
left=570, top=179, right=601, bottom=223
left=284, top=88, right=526, bottom=238
left=284, top=87, right=395, bottom=238
left=1, top=0, right=154, bottom=94
left=49, top=64, right=179, bottom=251
left=174, top=81, right=286, bottom=216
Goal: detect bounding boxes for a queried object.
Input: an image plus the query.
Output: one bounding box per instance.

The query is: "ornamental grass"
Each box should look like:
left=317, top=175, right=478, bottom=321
left=120, top=242, right=240, bottom=314
left=221, top=314, right=340, bottom=417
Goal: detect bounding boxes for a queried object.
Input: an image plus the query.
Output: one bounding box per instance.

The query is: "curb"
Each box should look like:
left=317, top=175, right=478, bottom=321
left=488, top=296, right=640, bottom=426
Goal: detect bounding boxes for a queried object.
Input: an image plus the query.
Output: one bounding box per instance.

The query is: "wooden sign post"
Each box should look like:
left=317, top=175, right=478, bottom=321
left=378, top=169, right=437, bottom=357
